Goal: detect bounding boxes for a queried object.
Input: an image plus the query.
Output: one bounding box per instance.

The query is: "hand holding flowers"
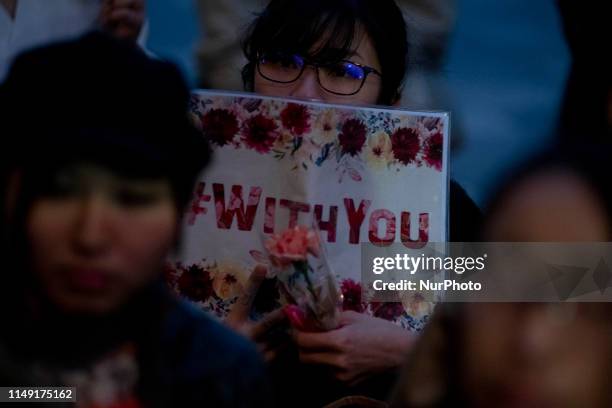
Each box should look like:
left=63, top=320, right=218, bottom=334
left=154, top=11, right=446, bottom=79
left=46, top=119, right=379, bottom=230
left=293, top=311, right=415, bottom=386
left=264, top=225, right=339, bottom=332
left=226, top=265, right=288, bottom=362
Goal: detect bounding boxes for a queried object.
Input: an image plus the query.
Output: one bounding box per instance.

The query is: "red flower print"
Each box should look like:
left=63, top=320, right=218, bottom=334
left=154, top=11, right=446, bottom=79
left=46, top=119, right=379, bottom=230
left=370, top=302, right=405, bottom=321
left=341, top=279, right=365, bottom=313
left=201, top=108, right=239, bottom=146
left=223, top=274, right=237, bottom=285
left=241, top=114, right=278, bottom=153
left=423, top=131, right=443, bottom=171
left=421, top=117, right=441, bottom=131
left=338, top=118, right=367, bottom=156
left=163, top=263, right=179, bottom=288
left=280, top=103, right=311, bottom=135
left=391, top=127, right=420, bottom=165
left=177, top=264, right=215, bottom=302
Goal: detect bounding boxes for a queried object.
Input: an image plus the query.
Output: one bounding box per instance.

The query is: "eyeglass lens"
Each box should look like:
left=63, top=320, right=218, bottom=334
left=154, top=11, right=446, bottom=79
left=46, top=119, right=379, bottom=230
left=258, top=52, right=368, bottom=95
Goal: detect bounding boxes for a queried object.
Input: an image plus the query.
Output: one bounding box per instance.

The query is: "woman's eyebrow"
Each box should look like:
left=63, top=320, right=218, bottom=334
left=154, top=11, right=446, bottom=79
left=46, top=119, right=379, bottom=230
left=309, top=46, right=364, bottom=63
left=320, top=48, right=362, bottom=59
left=344, top=50, right=363, bottom=60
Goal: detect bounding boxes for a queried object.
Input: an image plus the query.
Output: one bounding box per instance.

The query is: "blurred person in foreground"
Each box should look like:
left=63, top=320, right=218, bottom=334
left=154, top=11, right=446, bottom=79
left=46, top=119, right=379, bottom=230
left=390, top=143, right=612, bottom=407
left=0, top=0, right=146, bottom=80
left=390, top=8, right=612, bottom=404
left=210, top=1, right=480, bottom=406
left=0, top=32, right=269, bottom=407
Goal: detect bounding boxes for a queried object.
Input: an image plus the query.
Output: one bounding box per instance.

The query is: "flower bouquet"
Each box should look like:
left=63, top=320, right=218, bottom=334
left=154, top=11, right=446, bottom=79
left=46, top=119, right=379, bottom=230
left=264, top=225, right=339, bottom=332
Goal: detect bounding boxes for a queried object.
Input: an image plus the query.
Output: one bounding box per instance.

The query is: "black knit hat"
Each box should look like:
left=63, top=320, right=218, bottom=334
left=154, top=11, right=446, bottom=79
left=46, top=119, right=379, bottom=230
left=0, top=31, right=210, bottom=209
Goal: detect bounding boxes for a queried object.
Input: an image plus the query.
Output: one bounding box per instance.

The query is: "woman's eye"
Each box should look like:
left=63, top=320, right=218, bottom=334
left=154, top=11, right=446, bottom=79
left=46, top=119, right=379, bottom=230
left=263, top=53, right=302, bottom=69
left=327, top=62, right=364, bottom=80
left=43, top=171, right=80, bottom=198
left=113, top=189, right=160, bottom=207
left=279, top=58, right=297, bottom=69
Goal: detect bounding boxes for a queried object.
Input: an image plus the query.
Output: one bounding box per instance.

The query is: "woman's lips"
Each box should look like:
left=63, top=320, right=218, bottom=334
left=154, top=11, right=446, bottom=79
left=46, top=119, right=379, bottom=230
left=64, top=267, right=114, bottom=291
left=496, top=382, right=555, bottom=408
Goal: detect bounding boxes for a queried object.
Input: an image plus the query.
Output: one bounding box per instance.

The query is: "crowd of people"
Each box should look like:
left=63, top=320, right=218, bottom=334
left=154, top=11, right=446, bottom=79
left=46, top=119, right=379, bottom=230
left=1, top=0, right=610, bottom=407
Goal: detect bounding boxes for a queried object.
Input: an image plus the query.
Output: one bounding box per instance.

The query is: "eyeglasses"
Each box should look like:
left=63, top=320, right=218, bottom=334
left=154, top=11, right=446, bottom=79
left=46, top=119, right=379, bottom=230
left=256, top=51, right=382, bottom=96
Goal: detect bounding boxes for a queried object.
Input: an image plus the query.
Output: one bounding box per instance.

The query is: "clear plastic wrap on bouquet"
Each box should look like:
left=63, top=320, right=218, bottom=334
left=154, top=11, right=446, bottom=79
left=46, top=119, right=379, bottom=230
left=264, top=225, right=339, bottom=331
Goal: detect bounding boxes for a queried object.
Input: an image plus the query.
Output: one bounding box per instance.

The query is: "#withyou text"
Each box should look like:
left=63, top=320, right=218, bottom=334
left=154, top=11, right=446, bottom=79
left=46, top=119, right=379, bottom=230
left=187, top=182, right=430, bottom=246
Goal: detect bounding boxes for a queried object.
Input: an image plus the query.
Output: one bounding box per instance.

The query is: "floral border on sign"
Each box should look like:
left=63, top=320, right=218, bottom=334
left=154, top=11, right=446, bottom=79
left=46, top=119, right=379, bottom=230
left=165, top=259, right=282, bottom=320
left=189, top=95, right=444, bottom=183
left=165, top=259, right=431, bottom=332
left=165, top=260, right=242, bottom=319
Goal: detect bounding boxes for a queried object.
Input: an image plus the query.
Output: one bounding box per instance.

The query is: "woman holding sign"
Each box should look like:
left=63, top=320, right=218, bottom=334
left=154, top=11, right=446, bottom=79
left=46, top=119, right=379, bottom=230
left=227, top=0, right=482, bottom=406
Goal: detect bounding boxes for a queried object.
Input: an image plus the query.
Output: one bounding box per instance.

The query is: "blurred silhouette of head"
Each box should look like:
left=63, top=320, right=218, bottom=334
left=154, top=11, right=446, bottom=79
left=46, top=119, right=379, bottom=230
left=467, top=144, right=612, bottom=408
left=392, top=144, right=612, bottom=408
left=0, top=32, right=210, bottom=315
left=484, top=144, right=612, bottom=241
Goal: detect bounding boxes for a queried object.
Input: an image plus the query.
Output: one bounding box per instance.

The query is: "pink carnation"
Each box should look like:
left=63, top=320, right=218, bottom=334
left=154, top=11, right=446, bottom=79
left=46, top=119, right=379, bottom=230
left=264, top=225, right=320, bottom=265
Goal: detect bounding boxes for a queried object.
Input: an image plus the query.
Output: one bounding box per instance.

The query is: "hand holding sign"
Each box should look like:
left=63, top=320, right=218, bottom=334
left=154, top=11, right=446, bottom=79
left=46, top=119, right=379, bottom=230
left=293, top=311, right=415, bottom=385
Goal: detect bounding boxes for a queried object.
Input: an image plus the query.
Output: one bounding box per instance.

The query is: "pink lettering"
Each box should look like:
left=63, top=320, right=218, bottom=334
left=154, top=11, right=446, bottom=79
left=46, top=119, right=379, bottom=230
left=264, top=197, right=276, bottom=234
left=368, top=209, right=395, bottom=246
left=314, top=205, right=338, bottom=242
left=213, top=184, right=262, bottom=230
left=186, top=182, right=211, bottom=226
left=400, top=212, right=429, bottom=249
left=280, top=199, right=310, bottom=228
left=344, top=199, right=371, bottom=244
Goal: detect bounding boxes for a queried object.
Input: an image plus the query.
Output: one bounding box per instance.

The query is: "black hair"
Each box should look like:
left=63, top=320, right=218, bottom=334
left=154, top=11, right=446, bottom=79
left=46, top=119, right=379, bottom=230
left=0, top=33, right=218, bottom=406
left=0, top=34, right=211, bottom=395
left=484, top=142, right=612, bottom=239
left=0, top=31, right=211, bottom=322
left=0, top=31, right=210, bottom=213
left=241, top=0, right=408, bottom=105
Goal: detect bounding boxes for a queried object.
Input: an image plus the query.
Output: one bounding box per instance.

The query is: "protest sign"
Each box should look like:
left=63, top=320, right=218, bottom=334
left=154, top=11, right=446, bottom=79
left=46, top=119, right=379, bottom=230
left=167, top=90, right=449, bottom=330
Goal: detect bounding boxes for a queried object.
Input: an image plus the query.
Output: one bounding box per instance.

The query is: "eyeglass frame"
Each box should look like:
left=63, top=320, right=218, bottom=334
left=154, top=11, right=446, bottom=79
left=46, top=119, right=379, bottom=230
left=254, top=52, right=382, bottom=96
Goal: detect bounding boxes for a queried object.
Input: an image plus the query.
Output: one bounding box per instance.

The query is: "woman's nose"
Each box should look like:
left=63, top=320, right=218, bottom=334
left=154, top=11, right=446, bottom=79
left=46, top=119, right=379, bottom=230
left=289, top=66, right=325, bottom=102
left=513, top=304, right=568, bottom=365
left=72, top=193, right=112, bottom=256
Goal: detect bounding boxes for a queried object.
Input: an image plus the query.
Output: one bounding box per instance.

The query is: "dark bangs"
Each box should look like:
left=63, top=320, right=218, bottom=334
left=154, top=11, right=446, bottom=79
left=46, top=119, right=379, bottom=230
left=242, top=2, right=358, bottom=68
left=242, top=0, right=408, bottom=104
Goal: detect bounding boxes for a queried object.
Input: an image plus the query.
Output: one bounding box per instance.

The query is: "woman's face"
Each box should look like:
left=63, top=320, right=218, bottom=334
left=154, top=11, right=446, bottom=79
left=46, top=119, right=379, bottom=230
left=461, top=169, right=612, bottom=408
left=461, top=302, right=612, bottom=408
left=27, top=164, right=178, bottom=315
left=254, top=30, right=383, bottom=106
left=483, top=169, right=610, bottom=241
